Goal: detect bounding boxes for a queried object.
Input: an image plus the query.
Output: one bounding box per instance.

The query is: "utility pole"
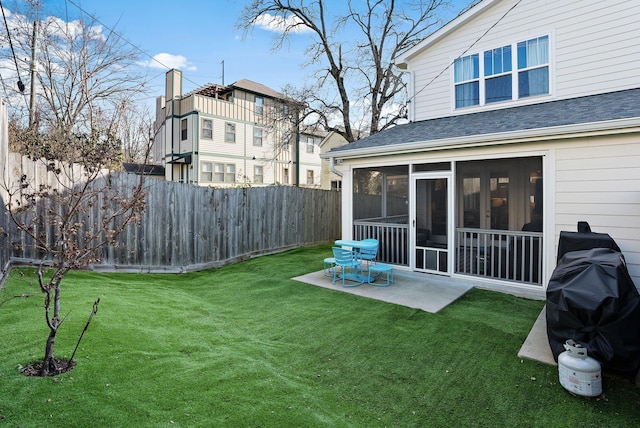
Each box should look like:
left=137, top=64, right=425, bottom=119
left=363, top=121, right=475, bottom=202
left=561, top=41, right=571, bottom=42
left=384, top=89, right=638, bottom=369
left=28, top=19, right=38, bottom=129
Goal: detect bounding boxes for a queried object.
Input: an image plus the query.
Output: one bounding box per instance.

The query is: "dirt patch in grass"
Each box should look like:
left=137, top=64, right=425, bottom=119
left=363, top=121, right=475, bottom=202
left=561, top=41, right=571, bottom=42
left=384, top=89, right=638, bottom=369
left=21, top=358, right=76, bottom=377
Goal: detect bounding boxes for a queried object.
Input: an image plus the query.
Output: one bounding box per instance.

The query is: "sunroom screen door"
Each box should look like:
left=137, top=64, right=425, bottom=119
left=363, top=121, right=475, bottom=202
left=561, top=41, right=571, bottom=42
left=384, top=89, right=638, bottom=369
left=413, top=174, right=452, bottom=275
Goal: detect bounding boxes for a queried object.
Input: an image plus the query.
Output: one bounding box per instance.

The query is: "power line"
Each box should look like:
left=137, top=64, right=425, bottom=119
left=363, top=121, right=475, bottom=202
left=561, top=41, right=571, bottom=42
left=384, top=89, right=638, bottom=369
left=407, top=0, right=524, bottom=106
left=65, top=0, right=207, bottom=91
left=0, top=0, right=25, bottom=93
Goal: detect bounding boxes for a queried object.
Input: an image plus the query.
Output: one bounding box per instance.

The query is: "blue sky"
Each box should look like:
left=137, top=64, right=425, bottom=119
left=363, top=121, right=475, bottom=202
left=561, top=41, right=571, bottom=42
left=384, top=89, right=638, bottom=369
left=26, top=0, right=472, bottom=100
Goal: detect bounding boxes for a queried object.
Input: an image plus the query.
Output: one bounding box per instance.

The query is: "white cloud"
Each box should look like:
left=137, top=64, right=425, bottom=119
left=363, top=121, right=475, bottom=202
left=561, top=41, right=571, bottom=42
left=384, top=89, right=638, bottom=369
left=252, top=13, right=311, bottom=34
left=140, top=53, right=197, bottom=71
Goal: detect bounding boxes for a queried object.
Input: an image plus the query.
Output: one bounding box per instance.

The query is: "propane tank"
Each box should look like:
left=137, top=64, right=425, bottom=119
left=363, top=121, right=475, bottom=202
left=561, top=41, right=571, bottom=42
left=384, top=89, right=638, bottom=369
left=558, top=339, right=602, bottom=397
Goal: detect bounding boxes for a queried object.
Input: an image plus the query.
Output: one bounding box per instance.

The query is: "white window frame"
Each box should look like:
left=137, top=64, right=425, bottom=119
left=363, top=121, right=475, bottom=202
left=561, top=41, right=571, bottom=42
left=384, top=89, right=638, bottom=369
left=306, top=136, right=315, bottom=153
left=254, top=165, right=264, bottom=184
left=306, top=169, right=314, bottom=185
left=201, top=161, right=213, bottom=182
left=213, top=162, right=236, bottom=183
left=181, top=118, right=188, bottom=140
left=255, top=96, right=264, bottom=115
left=253, top=127, right=263, bottom=147
left=452, top=34, right=551, bottom=110
left=201, top=118, right=213, bottom=139
left=225, top=122, right=236, bottom=143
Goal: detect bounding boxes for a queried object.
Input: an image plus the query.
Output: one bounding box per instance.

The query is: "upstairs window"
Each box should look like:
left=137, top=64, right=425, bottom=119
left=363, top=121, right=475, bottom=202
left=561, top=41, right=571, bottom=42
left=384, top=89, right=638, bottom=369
left=517, top=35, right=549, bottom=98
left=225, top=123, right=236, bottom=143
left=454, top=54, right=479, bottom=108
left=253, top=127, right=263, bottom=147
left=201, top=119, right=213, bottom=139
left=484, top=45, right=512, bottom=103
left=306, top=136, right=315, bottom=153
left=255, top=96, right=264, bottom=115
left=181, top=118, right=188, bottom=140
left=453, top=35, right=550, bottom=109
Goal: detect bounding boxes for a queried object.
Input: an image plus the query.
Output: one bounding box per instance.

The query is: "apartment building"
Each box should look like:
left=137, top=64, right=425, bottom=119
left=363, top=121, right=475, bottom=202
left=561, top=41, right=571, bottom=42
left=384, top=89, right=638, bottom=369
left=153, top=69, right=300, bottom=187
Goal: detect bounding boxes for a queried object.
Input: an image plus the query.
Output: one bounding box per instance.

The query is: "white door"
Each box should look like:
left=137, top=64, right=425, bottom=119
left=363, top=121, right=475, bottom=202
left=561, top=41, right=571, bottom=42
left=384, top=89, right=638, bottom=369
left=412, top=173, right=453, bottom=275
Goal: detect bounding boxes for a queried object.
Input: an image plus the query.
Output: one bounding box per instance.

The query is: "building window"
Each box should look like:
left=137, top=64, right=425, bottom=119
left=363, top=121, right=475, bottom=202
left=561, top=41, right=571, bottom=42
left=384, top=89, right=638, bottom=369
left=225, top=123, right=236, bottom=143
left=201, top=162, right=213, bottom=182
left=254, top=165, right=264, bottom=184
left=255, top=96, right=264, bottom=115
left=484, top=45, right=512, bottom=103
left=454, top=54, right=479, bottom=108
left=253, top=127, right=263, bottom=147
left=306, top=136, right=314, bottom=153
left=283, top=137, right=290, bottom=151
left=306, top=169, right=314, bottom=185
left=331, top=180, right=342, bottom=191
left=201, top=119, right=213, bottom=139
left=213, top=163, right=236, bottom=183
left=517, top=35, right=549, bottom=98
left=283, top=168, right=289, bottom=184
left=454, top=35, right=550, bottom=109
left=181, top=118, right=188, bottom=140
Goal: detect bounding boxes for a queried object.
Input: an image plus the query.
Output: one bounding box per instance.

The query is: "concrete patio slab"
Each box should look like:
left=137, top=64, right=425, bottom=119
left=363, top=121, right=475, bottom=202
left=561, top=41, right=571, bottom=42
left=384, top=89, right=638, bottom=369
left=518, top=307, right=556, bottom=366
left=293, top=269, right=475, bottom=314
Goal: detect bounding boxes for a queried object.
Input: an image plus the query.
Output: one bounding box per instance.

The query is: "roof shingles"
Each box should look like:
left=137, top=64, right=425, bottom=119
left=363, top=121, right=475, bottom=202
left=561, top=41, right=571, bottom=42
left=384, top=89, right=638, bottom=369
left=330, top=88, right=640, bottom=153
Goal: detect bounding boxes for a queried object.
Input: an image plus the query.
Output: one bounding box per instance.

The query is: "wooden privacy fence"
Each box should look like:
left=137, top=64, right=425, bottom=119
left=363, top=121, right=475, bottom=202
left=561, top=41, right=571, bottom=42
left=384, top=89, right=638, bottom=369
left=1, top=172, right=342, bottom=273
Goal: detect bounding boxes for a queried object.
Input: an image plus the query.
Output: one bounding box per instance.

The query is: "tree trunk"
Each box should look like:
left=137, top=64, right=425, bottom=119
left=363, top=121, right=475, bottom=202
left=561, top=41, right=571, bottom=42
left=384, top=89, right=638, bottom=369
left=40, top=328, right=58, bottom=376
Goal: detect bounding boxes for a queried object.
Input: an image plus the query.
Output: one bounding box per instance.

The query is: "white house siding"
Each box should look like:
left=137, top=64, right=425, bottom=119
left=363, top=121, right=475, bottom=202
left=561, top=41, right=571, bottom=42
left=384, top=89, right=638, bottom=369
left=403, top=0, right=640, bottom=121
left=554, top=133, right=640, bottom=286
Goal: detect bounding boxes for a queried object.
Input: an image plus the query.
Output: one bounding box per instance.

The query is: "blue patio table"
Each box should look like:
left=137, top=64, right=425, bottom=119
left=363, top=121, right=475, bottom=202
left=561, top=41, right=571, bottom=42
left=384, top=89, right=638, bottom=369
left=335, top=239, right=379, bottom=282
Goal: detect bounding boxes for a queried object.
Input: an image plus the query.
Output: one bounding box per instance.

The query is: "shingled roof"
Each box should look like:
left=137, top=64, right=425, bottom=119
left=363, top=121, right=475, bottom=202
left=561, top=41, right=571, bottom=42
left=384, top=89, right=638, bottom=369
left=328, top=88, right=640, bottom=155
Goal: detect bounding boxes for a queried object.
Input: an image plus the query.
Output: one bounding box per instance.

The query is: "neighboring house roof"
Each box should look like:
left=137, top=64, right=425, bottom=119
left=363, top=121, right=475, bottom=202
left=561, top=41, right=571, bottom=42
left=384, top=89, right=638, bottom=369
left=325, top=88, right=640, bottom=157
left=122, top=163, right=166, bottom=176
left=230, top=79, right=284, bottom=99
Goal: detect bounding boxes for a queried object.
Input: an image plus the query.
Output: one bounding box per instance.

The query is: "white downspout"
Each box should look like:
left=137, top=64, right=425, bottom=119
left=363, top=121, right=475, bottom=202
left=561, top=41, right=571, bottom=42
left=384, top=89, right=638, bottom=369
left=330, top=156, right=342, bottom=177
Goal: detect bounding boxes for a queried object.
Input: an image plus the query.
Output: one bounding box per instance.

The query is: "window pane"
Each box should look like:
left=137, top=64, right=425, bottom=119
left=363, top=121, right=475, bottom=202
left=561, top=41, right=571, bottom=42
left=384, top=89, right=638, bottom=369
left=225, top=164, right=235, bottom=183
left=253, top=128, right=263, bottom=146
left=486, top=75, right=512, bottom=103
left=202, top=119, right=212, bottom=139
left=518, top=36, right=548, bottom=69
left=463, top=176, right=480, bottom=228
left=454, top=54, right=479, bottom=82
left=181, top=119, right=188, bottom=141
left=225, top=123, right=235, bottom=143
left=455, top=81, right=479, bottom=108
left=518, top=67, right=549, bottom=97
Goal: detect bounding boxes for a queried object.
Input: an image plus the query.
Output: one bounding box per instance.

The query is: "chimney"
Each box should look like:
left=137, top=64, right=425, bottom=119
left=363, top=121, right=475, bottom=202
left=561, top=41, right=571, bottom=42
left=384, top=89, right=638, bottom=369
left=166, top=69, right=183, bottom=101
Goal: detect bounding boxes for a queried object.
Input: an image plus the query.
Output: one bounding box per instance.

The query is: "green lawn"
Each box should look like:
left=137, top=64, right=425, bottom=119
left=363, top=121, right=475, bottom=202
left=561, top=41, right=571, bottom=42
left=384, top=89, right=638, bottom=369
left=1, top=244, right=639, bottom=427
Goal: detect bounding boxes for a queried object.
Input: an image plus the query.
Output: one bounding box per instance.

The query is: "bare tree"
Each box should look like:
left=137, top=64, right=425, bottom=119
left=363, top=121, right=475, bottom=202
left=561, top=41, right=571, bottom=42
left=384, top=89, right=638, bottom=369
left=239, top=0, right=448, bottom=142
left=118, top=102, right=154, bottom=164
left=2, top=5, right=149, bottom=139
left=0, top=5, right=150, bottom=376
left=3, top=129, right=148, bottom=377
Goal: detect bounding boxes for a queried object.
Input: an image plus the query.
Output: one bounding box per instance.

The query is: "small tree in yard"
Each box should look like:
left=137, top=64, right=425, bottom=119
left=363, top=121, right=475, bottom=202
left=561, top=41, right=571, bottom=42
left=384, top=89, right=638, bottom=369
left=3, top=130, right=147, bottom=376
left=0, top=6, right=150, bottom=376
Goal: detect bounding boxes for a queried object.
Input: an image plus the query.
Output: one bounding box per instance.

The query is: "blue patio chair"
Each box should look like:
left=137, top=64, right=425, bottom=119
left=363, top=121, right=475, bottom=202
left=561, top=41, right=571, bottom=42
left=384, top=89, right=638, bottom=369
left=323, top=257, right=336, bottom=277
left=331, top=247, right=363, bottom=287
left=358, top=239, right=379, bottom=273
